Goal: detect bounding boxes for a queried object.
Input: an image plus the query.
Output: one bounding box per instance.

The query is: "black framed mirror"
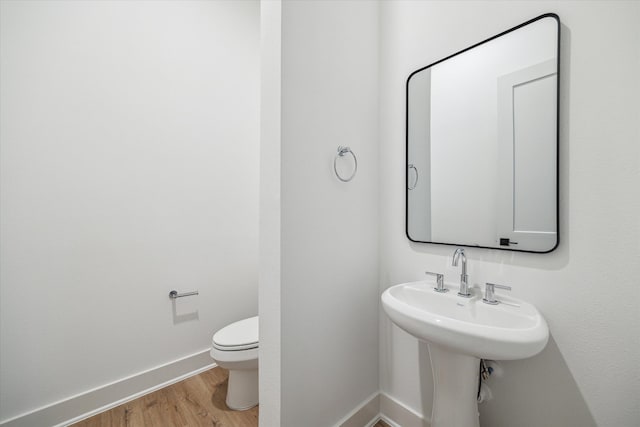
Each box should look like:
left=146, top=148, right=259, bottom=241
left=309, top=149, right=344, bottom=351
left=406, top=13, right=560, bottom=253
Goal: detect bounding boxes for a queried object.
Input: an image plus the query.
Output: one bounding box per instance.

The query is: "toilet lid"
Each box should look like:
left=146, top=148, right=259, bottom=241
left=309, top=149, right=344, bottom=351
left=213, top=316, right=259, bottom=351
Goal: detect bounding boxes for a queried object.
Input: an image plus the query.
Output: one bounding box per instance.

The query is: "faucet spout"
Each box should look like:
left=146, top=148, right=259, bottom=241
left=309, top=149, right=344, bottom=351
left=452, top=248, right=471, bottom=297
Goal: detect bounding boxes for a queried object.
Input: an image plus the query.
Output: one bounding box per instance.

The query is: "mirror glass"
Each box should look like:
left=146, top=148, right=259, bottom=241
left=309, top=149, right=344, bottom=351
left=407, top=14, right=559, bottom=253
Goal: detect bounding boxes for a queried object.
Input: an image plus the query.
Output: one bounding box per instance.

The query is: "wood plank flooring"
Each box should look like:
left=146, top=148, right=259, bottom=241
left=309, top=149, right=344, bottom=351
left=72, top=367, right=258, bottom=427
left=73, top=366, right=392, bottom=427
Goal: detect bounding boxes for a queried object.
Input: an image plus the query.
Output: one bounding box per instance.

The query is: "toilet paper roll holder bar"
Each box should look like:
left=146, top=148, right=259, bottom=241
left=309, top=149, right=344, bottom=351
left=169, top=290, right=199, bottom=299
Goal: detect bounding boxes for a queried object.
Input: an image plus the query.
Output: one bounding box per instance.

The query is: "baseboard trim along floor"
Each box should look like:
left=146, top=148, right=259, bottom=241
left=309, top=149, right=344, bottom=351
left=379, top=392, right=430, bottom=427
left=336, top=391, right=430, bottom=427
left=335, top=392, right=380, bottom=427
left=0, top=349, right=214, bottom=427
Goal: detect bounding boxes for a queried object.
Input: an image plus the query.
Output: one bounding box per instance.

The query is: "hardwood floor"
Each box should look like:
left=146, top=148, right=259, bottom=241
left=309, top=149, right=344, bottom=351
left=73, top=367, right=393, bottom=427
left=72, top=367, right=258, bottom=427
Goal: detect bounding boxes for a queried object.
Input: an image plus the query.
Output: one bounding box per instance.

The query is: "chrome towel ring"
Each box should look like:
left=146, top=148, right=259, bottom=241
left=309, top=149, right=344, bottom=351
left=408, top=164, right=418, bottom=190
left=334, top=146, right=357, bottom=182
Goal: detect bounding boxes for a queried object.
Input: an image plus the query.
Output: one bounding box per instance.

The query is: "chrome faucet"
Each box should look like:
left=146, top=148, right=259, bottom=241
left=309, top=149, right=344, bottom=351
left=452, top=248, right=471, bottom=297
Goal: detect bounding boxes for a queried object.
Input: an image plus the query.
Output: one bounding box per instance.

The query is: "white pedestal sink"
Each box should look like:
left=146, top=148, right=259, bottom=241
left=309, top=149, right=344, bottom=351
left=381, top=280, right=548, bottom=427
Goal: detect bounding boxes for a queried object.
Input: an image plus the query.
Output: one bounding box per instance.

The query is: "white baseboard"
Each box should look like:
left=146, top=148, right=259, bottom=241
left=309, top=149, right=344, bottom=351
left=379, top=392, right=430, bottom=427
left=0, top=349, right=215, bottom=427
left=377, top=413, right=403, bottom=427
left=337, top=391, right=430, bottom=427
left=334, top=392, right=380, bottom=427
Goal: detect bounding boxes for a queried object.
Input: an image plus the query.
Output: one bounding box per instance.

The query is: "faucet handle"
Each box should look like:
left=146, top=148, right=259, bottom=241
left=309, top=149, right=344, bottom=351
left=426, top=271, right=448, bottom=293
left=483, top=282, right=511, bottom=305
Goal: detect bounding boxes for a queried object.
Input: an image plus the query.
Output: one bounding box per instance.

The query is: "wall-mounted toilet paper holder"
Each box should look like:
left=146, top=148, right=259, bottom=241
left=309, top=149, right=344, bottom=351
left=169, top=290, right=199, bottom=299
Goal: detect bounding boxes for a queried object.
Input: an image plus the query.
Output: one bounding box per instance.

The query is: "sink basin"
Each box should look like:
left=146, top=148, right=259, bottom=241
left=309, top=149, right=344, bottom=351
left=382, top=279, right=549, bottom=427
left=382, top=280, right=548, bottom=360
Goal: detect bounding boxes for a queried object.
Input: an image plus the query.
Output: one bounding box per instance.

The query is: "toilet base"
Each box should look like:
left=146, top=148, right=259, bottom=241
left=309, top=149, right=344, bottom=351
left=226, top=368, right=258, bottom=410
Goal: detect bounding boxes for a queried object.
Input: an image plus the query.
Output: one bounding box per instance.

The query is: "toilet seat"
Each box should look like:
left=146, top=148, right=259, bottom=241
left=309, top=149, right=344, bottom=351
left=213, top=316, right=258, bottom=351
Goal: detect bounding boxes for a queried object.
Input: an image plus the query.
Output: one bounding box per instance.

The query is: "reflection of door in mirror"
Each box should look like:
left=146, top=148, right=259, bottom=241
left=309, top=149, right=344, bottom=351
left=497, top=60, right=557, bottom=251
left=406, top=14, right=559, bottom=252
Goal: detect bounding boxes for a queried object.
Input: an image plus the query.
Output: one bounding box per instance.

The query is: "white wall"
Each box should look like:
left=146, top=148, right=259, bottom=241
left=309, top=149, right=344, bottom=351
left=259, top=0, right=282, bottom=426
left=379, top=1, right=639, bottom=427
left=0, top=0, right=259, bottom=423
left=266, top=1, right=381, bottom=426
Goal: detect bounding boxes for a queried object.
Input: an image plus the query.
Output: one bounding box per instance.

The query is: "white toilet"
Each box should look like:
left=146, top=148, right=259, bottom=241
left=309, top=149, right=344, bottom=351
left=210, top=316, right=259, bottom=410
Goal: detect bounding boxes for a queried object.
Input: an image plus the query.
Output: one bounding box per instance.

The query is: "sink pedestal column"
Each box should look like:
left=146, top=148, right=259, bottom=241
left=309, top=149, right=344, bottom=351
left=428, top=343, right=480, bottom=427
